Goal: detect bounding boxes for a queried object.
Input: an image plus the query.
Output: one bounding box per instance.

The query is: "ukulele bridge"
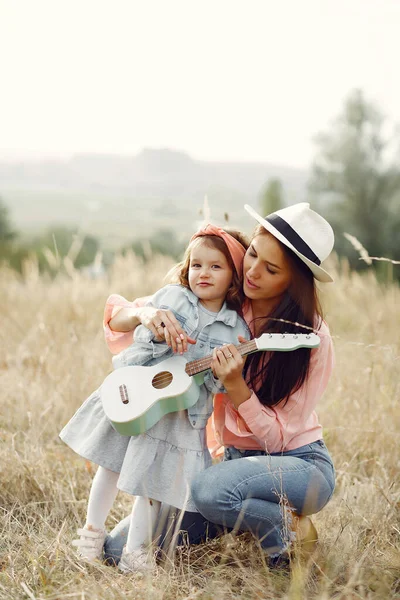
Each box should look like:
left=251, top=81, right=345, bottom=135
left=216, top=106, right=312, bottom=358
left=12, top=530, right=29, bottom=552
left=119, top=384, right=129, bottom=404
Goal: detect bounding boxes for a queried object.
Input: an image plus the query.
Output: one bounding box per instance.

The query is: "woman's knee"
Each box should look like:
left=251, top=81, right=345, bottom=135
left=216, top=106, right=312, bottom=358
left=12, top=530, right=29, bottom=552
left=191, top=467, right=216, bottom=513
left=191, top=461, right=240, bottom=519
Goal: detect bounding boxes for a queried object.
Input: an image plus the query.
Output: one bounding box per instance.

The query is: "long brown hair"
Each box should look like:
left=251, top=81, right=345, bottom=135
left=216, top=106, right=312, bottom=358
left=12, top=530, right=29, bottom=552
left=167, top=229, right=249, bottom=314
left=243, top=225, right=323, bottom=407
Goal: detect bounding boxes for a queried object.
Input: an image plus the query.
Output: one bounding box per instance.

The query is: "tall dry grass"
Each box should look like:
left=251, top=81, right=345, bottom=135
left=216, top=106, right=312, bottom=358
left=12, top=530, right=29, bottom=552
left=0, top=251, right=399, bottom=599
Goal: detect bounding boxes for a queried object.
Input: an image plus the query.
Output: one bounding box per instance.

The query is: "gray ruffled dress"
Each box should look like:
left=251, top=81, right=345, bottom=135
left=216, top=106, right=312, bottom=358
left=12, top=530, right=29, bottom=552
left=60, top=285, right=250, bottom=512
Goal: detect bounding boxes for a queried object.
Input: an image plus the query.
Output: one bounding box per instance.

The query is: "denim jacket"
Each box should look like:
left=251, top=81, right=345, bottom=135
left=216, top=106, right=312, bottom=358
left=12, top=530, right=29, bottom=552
left=112, top=284, right=250, bottom=430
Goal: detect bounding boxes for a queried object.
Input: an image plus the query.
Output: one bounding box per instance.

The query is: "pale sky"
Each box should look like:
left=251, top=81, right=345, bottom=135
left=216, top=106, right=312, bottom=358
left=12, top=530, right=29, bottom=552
left=0, top=0, right=399, bottom=168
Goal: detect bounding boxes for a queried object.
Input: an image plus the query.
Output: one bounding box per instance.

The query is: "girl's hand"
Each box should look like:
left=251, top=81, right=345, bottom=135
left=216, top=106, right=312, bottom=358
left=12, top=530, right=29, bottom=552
left=137, top=307, right=196, bottom=353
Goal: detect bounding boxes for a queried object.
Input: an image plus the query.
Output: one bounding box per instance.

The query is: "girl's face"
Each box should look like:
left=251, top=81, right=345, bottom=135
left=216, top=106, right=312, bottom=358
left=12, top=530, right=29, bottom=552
left=188, top=243, right=233, bottom=312
left=243, top=232, right=292, bottom=312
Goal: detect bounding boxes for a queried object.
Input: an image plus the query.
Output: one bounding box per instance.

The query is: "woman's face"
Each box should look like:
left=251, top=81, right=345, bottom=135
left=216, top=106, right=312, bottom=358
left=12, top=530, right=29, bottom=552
left=243, top=232, right=292, bottom=308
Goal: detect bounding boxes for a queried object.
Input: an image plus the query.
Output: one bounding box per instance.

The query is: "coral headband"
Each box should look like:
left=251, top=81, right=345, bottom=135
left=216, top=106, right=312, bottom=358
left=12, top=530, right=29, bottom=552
left=190, top=224, right=246, bottom=276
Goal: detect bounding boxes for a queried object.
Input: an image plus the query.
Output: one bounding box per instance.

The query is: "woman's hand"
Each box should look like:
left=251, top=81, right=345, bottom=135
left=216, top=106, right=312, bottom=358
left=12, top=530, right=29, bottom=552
left=137, top=307, right=196, bottom=353
left=211, top=336, right=252, bottom=407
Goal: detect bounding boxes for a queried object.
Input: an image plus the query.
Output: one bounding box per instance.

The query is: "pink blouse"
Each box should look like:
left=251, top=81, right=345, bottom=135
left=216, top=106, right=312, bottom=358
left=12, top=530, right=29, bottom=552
left=103, top=294, right=334, bottom=454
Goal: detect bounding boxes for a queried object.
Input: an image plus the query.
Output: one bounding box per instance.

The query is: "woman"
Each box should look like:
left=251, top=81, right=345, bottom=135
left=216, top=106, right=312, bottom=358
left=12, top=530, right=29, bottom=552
left=102, top=202, right=336, bottom=567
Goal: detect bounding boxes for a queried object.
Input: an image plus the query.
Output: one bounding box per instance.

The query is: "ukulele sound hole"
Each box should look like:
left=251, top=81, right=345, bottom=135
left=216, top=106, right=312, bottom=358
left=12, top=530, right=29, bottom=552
left=152, top=371, right=173, bottom=389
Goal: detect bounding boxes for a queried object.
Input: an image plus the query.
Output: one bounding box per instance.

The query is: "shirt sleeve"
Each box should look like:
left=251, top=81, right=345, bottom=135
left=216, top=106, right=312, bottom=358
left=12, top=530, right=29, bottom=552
left=103, top=294, right=151, bottom=354
left=128, top=285, right=192, bottom=352
left=206, top=416, right=224, bottom=458
left=227, top=326, right=335, bottom=451
left=104, top=285, right=187, bottom=355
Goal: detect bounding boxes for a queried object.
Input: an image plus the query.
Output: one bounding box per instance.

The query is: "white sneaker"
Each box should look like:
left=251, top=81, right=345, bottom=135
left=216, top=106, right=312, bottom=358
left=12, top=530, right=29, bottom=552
left=118, top=545, right=157, bottom=575
left=72, top=526, right=106, bottom=562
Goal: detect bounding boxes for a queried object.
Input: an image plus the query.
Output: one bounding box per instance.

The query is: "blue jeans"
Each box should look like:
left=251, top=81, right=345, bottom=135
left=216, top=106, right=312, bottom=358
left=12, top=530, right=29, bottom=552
left=103, top=440, right=335, bottom=562
left=191, top=440, right=335, bottom=555
left=103, top=506, right=221, bottom=565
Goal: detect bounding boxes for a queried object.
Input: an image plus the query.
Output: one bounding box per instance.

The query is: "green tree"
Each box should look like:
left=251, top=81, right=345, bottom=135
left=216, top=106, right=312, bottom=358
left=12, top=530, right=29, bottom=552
left=126, top=228, right=186, bottom=262
left=34, top=226, right=99, bottom=268
left=0, top=196, right=20, bottom=267
left=0, top=197, right=16, bottom=245
left=26, top=227, right=100, bottom=272
left=0, top=202, right=100, bottom=273
left=259, top=178, right=284, bottom=216
left=309, top=89, right=400, bottom=272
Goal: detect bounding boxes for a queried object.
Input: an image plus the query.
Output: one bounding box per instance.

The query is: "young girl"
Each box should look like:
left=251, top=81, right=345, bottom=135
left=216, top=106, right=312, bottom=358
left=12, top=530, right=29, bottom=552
left=59, top=225, right=250, bottom=573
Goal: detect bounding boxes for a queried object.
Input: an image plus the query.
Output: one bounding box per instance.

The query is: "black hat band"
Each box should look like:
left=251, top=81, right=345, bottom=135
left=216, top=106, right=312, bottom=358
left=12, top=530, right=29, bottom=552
left=265, top=214, right=321, bottom=266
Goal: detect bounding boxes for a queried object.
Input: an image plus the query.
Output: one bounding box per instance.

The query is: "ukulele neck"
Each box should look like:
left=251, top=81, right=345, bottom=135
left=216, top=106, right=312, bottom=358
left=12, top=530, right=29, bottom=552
left=184, top=340, right=258, bottom=377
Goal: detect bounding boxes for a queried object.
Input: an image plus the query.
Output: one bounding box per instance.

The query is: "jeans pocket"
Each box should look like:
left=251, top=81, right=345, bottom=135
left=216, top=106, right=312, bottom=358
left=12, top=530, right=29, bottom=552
left=307, top=439, right=325, bottom=451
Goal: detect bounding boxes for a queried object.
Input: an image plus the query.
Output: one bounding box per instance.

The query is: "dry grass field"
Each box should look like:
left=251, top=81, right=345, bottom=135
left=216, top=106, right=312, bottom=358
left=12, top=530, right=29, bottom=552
left=1, top=252, right=399, bottom=599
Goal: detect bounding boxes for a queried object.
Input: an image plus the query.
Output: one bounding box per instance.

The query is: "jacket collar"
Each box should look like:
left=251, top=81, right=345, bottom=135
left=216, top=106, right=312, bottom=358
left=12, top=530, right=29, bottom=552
left=182, top=286, right=238, bottom=327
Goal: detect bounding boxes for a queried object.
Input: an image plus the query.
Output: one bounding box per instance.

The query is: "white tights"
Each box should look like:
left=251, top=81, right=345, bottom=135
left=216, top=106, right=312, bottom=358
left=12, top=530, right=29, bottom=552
left=86, top=466, right=119, bottom=530
left=86, top=466, right=161, bottom=551
left=126, top=496, right=161, bottom=552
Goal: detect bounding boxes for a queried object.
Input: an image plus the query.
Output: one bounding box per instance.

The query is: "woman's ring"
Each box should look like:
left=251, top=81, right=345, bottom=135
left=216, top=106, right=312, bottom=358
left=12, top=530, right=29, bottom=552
left=226, top=352, right=233, bottom=358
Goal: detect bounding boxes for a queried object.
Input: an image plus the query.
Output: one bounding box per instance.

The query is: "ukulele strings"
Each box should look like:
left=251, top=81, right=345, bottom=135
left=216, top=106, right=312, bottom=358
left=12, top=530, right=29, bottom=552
left=146, top=334, right=312, bottom=386
left=148, top=340, right=257, bottom=386
left=147, top=334, right=314, bottom=385
left=185, top=340, right=257, bottom=376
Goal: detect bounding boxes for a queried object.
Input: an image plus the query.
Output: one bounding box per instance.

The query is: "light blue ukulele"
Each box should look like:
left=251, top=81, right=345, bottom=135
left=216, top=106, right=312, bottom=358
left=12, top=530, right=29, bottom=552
left=101, top=333, right=320, bottom=436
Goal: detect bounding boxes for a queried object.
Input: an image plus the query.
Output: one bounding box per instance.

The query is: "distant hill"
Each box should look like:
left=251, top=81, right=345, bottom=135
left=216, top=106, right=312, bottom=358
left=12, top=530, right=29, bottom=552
left=0, top=148, right=309, bottom=249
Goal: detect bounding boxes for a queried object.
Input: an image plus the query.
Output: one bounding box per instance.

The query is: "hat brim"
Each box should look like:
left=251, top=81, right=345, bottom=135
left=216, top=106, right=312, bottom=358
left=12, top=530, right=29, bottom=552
left=245, top=204, right=334, bottom=283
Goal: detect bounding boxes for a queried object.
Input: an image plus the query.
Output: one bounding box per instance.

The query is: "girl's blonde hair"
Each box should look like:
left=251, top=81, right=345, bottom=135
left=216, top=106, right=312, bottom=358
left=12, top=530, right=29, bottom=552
left=166, top=229, right=249, bottom=314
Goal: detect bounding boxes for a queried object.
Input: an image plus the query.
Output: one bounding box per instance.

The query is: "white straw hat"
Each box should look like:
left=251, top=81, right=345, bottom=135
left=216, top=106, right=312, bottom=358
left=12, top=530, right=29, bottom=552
left=244, top=203, right=334, bottom=282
